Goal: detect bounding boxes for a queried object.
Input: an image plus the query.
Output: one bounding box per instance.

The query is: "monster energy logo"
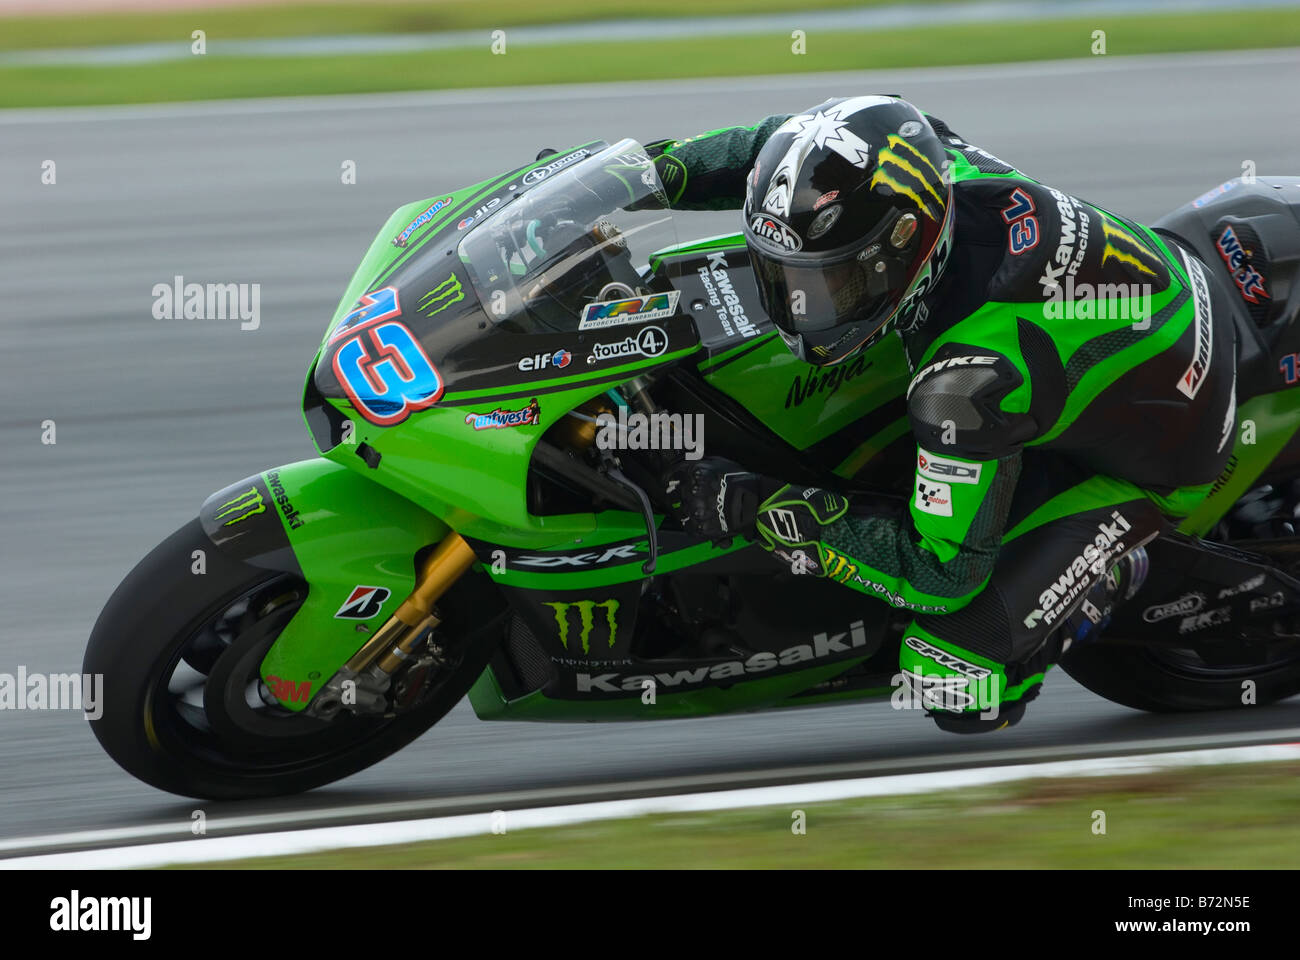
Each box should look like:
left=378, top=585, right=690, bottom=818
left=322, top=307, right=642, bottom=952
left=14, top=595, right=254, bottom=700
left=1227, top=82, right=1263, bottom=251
left=544, top=599, right=620, bottom=654
left=418, top=274, right=465, bottom=317
left=821, top=548, right=859, bottom=584
left=871, top=135, right=945, bottom=221
left=213, top=487, right=265, bottom=526
left=1100, top=214, right=1160, bottom=278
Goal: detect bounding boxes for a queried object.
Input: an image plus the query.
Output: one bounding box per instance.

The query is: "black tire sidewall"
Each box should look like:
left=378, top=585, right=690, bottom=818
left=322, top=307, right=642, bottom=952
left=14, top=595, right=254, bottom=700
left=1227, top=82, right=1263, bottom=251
left=83, top=519, right=502, bottom=800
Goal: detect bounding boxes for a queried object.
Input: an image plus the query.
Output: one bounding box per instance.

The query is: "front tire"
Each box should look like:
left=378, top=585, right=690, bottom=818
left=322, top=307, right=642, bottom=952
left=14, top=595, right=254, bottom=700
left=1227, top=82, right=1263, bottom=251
left=84, top=519, right=502, bottom=800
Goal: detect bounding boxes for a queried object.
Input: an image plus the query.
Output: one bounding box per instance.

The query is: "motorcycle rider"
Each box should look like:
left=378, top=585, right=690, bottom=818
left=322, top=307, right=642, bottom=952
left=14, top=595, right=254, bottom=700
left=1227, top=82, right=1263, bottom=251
left=655, top=95, right=1239, bottom=732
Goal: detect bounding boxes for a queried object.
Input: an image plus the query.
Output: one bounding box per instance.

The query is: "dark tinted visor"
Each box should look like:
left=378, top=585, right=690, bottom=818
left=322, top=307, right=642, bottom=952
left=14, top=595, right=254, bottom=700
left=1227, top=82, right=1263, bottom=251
left=749, top=246, right=904, bottom=335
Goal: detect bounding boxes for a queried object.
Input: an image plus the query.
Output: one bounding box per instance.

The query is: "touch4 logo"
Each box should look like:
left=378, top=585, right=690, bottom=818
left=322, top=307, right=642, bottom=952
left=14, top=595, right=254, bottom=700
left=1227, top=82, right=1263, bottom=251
left=578, top=291, right=680, bottom=330
left=543, top=599, right=620, bottom=654
left=213, top=487, right=265, bottom=526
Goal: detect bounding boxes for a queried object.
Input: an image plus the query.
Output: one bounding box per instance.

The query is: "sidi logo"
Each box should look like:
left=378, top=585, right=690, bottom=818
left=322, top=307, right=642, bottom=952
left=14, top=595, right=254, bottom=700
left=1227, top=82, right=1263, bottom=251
left=50, top=891, right=151, bottom=940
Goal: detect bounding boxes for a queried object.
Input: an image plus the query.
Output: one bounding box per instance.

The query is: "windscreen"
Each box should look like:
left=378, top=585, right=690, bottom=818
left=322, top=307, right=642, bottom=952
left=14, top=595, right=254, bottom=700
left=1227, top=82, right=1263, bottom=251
left=457, top=139, right=680, bottom=334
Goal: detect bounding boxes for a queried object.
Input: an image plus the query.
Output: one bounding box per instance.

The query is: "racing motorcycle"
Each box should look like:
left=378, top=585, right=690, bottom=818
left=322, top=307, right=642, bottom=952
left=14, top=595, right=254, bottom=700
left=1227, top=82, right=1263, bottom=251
left=84, top=140, right=1300, bottom=799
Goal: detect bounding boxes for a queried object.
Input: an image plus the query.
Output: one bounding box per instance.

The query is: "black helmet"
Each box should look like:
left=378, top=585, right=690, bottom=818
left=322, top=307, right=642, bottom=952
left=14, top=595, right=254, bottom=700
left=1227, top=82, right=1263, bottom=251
left=742, top=96, right=954, bottom=366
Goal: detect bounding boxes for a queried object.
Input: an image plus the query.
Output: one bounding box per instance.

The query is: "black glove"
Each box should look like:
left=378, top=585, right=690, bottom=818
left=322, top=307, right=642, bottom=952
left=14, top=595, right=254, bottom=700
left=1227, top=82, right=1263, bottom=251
left=664, top=458, right=777, bottom=544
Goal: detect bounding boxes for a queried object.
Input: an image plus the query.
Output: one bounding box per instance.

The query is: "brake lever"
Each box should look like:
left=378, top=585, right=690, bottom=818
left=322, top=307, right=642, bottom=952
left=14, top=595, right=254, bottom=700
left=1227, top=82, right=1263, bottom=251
left=600, top=454, right=659, bottom=576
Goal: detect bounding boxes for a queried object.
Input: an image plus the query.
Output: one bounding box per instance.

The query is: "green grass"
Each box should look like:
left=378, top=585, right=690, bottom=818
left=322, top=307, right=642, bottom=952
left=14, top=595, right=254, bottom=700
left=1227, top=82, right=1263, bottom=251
left=3, top=11, right=1297, bottom=110
left=0, top=0, right=954, bottom=52
left=172, top=761, right=1300, bottom=869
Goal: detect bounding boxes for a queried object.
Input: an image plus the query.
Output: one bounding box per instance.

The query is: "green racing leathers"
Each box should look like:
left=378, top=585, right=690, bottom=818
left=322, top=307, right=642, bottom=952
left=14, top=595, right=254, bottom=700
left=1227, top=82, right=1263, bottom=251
left=650, top=112, right=1239, bottom=730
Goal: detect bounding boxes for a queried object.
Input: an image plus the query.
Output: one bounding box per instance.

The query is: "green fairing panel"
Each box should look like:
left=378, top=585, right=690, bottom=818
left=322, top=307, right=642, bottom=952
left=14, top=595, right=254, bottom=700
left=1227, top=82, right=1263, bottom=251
left=467, top=656, right=876, bottom=720
left=703, top=334, right=912, bottom=454
left=241, top=459, right=451, bottom=711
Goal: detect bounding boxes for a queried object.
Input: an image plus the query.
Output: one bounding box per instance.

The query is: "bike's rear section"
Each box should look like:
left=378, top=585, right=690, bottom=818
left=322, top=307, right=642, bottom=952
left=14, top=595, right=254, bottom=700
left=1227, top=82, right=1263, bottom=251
left=1061, top=176, right=1300, bottom=709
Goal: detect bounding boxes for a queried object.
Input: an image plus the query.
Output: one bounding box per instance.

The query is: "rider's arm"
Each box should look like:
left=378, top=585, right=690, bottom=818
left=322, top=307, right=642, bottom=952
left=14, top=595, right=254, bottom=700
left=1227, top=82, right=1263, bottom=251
left=758, top=343, right=1038, bottom=613
left=646, top=115, right=793, bottom=211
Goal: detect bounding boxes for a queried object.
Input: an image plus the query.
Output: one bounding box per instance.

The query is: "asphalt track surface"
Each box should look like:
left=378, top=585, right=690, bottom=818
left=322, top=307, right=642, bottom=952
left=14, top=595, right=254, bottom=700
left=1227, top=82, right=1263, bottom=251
left=2, top=50, right=1300, bottom=852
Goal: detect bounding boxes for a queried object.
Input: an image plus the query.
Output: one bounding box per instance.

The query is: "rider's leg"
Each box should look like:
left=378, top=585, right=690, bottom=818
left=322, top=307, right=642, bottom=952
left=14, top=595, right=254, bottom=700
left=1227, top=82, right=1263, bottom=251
left=897, top=469, right=1167, bottom=732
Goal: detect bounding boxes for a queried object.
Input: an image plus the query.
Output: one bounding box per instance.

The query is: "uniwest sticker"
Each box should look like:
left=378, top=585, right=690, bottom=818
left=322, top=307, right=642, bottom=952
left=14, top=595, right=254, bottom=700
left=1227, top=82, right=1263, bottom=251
left=393, top=197, right=453, bottom=248
left=1215, top=225, right=1270, bottom=305
left=464, top=398, right=541, bottom=430
left=578, top=291, right=680, bottom=330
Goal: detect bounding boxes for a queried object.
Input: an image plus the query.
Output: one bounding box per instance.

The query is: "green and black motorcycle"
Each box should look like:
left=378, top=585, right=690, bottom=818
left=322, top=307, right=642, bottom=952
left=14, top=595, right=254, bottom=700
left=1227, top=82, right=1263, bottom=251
left=85, top=140, right=1300, bottom=799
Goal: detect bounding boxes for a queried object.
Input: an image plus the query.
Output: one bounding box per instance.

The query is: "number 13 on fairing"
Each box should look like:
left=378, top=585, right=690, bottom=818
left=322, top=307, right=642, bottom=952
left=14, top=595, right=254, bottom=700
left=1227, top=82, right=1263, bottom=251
left=332, top=321, right=445, bottom=426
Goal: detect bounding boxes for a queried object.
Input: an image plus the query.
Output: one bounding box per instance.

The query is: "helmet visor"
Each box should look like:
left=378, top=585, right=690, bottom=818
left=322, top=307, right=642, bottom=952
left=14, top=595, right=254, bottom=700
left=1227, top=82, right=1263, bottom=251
left=749, top=244, right=903, bottom=337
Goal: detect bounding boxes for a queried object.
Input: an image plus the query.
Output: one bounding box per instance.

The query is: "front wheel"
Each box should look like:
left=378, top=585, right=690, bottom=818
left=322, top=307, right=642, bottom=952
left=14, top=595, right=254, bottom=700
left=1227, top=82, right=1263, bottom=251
left=83, top=520, right=503, bottom=800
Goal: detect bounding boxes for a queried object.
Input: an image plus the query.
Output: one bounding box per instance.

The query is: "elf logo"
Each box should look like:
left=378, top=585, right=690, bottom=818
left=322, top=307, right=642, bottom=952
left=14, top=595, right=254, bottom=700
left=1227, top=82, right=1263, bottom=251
left=517, top=349, right=572, bottom=372
left=335, top=585, right=392, bottom=620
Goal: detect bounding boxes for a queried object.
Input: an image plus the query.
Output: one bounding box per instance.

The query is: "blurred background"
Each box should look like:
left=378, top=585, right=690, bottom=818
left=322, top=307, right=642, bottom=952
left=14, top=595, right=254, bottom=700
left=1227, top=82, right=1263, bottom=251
left=1, top=0, right=1299, bottom=866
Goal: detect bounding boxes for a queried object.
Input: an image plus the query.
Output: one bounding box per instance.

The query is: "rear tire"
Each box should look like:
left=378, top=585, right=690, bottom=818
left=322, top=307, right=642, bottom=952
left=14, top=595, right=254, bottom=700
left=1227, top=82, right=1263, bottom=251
left=1061, top=639, right=1300, bottom=712
left=84, top=519, right=503, bottom=800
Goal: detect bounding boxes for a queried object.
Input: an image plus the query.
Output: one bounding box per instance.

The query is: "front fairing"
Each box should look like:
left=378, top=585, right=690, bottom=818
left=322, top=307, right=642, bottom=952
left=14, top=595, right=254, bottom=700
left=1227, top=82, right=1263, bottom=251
left=302, top=141, right=702, bottom=544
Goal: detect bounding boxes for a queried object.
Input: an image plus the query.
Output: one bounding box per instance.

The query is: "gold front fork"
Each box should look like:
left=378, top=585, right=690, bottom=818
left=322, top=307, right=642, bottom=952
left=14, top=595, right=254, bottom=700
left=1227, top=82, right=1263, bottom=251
left=310, top=532, right=476, bottom=717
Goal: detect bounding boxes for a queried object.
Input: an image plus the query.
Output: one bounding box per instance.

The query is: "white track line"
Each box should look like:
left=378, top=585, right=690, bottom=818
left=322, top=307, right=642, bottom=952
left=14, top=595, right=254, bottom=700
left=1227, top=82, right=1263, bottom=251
left=0, top=48, right=1296, bottom=124
left=4, top=743, right=1298, bottom=869
left=4, top=728, right=1297, bottom=857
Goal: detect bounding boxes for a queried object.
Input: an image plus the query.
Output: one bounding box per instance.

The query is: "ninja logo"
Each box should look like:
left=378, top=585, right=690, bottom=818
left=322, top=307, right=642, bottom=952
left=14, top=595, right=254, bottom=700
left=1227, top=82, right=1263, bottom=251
left=335, top=585, right=392, bottom=619
left=544, top=599, right=620, bottom=654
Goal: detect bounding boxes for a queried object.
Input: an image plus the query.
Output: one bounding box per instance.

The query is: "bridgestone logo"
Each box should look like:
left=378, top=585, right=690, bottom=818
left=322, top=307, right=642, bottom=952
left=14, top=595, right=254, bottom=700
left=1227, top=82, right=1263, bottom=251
left=1177, top=249, right=1214, bottom=400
